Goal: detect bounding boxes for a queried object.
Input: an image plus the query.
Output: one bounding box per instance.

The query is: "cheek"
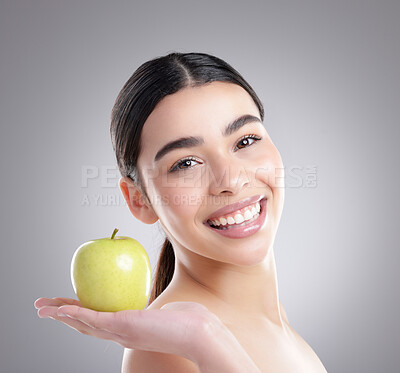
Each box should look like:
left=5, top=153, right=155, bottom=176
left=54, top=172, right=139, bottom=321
left=254, top=145, right=285, bottom=226
left=152, top=183, right=203, bottom=228
left=254, top=145, right=285, bottom=189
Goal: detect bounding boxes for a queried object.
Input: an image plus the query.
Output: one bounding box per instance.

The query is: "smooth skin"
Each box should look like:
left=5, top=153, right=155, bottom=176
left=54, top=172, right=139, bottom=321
left=35, top=81, right=327, bottom=372
left=34, top=297, right=260, bottom=372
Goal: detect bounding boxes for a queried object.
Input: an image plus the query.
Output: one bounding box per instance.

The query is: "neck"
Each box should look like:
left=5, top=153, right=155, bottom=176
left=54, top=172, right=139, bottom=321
left=167, top=244, right=287, bottom=329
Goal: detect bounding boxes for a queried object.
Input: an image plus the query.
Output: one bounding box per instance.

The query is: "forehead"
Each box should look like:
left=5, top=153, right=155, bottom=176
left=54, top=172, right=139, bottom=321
left=139, top=81, right=260, bottom=167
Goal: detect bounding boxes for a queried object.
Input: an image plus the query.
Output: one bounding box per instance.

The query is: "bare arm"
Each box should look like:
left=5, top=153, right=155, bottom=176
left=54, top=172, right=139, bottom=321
left=35, top=298, right=261, bottom=373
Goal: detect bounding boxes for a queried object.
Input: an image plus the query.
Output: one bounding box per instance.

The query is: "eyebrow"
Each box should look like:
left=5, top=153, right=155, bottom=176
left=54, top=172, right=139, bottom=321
left=154, top=114, right=262, bottom=163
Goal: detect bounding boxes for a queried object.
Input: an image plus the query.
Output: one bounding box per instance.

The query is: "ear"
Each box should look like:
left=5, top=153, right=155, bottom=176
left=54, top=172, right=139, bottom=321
left=119, top=177, right=158, bottom=224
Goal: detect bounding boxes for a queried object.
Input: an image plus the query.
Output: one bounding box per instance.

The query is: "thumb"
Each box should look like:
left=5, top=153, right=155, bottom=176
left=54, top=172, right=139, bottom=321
left=160, top=301, right=209, bottom=312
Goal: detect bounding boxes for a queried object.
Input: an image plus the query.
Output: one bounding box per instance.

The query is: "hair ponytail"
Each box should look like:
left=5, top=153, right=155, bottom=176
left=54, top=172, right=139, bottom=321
left=148, top=238, right=175, bottom=306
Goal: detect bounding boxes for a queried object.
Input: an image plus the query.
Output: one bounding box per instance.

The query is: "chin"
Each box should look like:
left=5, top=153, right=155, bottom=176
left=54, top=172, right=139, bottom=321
left=220, top=238, right=273, bottom=267
left=243, top=245, right=272, bottom=266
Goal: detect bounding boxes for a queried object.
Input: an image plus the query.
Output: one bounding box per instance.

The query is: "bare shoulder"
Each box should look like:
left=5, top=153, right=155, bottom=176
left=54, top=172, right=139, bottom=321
left=120, top=295, right=201, bottom=373
left=121, top=348, right=199, bottom=373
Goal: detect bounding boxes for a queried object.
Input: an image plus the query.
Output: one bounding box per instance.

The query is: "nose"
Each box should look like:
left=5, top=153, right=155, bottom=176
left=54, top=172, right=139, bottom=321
left=206, top=155, right=250, bottom=196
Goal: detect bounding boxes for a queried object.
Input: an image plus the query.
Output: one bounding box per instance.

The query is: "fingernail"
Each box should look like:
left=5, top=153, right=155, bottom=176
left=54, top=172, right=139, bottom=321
left=38, top=314, right=48, bottom=318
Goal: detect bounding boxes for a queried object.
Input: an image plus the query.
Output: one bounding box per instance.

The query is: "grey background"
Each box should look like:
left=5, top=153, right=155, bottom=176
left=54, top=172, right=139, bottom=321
left=1, top=0, right=399, bottom=372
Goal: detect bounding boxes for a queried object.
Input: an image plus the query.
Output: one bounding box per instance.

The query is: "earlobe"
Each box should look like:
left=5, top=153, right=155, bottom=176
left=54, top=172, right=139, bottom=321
left=119, top=177, right=158, bottom=224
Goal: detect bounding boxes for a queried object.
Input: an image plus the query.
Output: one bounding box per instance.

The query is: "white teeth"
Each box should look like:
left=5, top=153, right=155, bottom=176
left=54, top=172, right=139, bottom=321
left=234, top=213, right=245, bottom=224
left=227, top=216, right=236, bottom=224
left=208, top=200, right=263, bottom=228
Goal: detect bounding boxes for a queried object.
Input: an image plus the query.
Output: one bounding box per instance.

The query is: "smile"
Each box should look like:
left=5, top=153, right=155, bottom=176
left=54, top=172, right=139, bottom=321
left=207, top=200, right=261, bottom=228
left=203, top=197, right=268, bottom=239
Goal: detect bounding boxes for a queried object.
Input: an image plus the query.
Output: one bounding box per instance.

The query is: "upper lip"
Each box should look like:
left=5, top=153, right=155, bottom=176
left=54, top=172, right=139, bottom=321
left=204, top=194, right=266, bottom=222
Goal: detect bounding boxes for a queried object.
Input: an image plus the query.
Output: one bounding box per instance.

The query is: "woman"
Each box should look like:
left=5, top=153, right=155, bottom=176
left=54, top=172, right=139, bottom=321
left=35, top=52, right=327, bottom=372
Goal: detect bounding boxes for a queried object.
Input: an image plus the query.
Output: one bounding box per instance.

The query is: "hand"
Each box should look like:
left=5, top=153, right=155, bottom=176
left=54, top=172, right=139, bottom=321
left=34, top=297, right=227, bottom=364
left=35, top=297, right=261, bottom=372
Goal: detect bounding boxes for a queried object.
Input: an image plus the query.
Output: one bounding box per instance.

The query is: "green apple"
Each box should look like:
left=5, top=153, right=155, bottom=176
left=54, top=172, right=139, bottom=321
left=71, top=229, right=151, bottom=312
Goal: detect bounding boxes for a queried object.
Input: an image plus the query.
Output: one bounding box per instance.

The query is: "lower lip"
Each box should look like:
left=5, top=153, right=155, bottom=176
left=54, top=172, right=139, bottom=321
left=203, top=198, right=268, bottom=239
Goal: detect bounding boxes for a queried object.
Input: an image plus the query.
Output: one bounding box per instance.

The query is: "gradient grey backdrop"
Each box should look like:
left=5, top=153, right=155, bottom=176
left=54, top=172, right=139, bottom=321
left=1, top=1, right=399, bottom=372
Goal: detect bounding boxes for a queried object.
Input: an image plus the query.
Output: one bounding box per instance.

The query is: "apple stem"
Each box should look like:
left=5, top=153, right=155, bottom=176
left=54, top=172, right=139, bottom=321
left=111, top=228, right=118, bottom=239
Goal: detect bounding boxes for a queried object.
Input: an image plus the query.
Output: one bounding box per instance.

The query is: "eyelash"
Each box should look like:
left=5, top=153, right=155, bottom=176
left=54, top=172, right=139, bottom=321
left=169, top=134, right=262, bottom=172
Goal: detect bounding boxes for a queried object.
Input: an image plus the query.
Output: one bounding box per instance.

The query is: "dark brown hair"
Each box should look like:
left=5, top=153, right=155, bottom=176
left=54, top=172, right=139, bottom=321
left=110, top=52, right=264, bottom=305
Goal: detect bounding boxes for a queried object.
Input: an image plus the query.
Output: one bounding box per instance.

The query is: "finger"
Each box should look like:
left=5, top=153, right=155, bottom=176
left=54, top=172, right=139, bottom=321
left=56, top=305, right=134, bottom=336
left=57, top=303, right=206, bottom=356
left=39, top=307, right=128, bottom=346
left=55, top=306, right=183, bottom=355
left=34, top=297, right=81, bottom=309
left=56, top=303, right=218, bottom=361
left=59, top=302, right=207, bottom=338
left=161, top=301, right=210, bottom=312
left=52, top=297, right=82, bottom=306
left=56, top=315, right=127, bottom=345
left=37, top=305, right=73, bottom=319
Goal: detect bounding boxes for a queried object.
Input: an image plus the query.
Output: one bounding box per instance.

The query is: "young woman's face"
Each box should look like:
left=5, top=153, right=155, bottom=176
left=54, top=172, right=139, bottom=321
left=137, top=81, right=285, bottom=266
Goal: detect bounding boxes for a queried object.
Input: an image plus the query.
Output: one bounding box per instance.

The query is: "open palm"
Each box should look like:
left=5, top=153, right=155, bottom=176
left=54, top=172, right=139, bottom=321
left=34, top=297, right=223, bottom=363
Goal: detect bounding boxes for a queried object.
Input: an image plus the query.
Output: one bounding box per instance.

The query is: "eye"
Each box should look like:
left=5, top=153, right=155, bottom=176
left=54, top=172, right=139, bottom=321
left=234, top=134, right=262, bottom=151
left=169, top=156, right=202, bottom=172
left=168, top=134, right=262, bottom=173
